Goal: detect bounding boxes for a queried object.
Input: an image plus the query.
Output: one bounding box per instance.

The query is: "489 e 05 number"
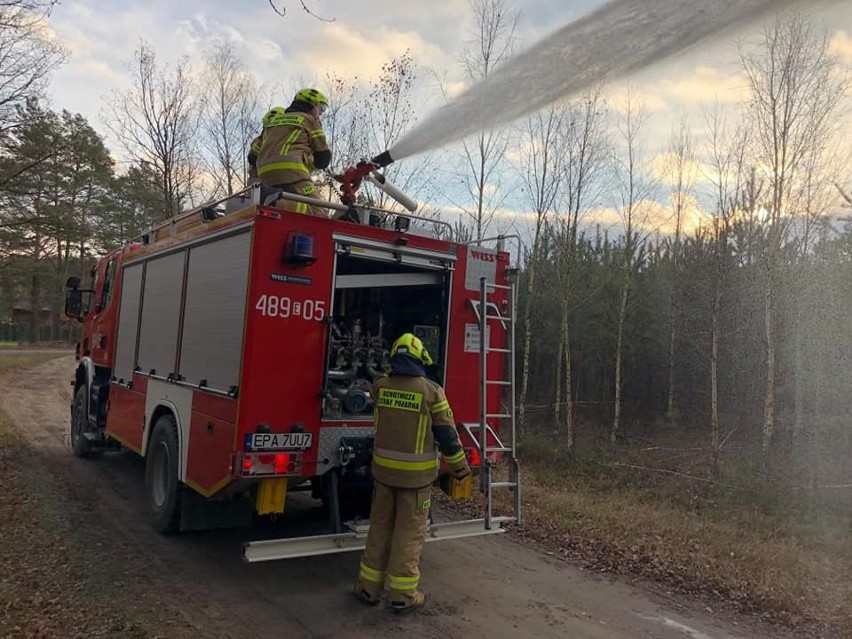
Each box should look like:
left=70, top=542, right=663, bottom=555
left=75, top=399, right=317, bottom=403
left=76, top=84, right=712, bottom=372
left=255, top=294, right=326, bottom=321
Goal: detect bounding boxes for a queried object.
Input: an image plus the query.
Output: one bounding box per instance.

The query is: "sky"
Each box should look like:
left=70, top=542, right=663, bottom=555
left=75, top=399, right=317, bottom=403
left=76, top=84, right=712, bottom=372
left=39, top=0, right=852, bottom=237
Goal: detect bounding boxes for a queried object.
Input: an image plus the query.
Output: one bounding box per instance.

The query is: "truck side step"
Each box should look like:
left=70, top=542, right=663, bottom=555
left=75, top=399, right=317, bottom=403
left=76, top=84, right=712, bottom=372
left=83, top=432, right=120, bottom=450
left=488, top=481, right=518, bottom=489
left=242, top=518, right=505, bottom=562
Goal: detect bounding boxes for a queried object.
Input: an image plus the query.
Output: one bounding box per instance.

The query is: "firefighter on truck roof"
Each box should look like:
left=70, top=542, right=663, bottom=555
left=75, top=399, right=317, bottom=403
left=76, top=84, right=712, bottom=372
left=255, top=88, right=332, bottom=216
left=246, top=130, right=262, bottom=185
left=354, top=333, right=471, bottom=614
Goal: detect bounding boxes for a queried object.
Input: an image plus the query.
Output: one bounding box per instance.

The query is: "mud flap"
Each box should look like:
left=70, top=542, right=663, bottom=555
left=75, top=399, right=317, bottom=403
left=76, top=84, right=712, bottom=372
left=256, top=478, right=288, bottom=516
left=179, top=486, right=253, bottom=532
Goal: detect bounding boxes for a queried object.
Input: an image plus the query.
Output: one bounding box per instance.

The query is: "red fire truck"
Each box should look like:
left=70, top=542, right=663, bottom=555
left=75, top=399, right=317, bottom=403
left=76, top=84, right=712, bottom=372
left=64, top=173, right=521, bottom=561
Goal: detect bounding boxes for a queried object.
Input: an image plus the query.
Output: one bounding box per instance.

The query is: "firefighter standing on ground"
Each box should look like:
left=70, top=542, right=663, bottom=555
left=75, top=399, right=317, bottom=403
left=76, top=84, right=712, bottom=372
left=255, top=88, right=331, bottom=216
left=355, top=333, right=471, bottom=614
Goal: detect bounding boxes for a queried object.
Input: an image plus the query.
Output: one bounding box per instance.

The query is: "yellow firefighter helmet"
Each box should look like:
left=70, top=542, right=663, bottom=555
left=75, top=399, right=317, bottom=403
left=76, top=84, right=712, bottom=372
left=262, top=106, right=286, bottom=127
left=391, top=333, right=433, bottom=366
left=294, top=88, right=329, bottom=114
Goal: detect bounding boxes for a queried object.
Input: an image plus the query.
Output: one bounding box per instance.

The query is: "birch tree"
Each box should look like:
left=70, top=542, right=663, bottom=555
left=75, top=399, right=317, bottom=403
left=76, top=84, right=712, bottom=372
left=553, top=88, right=608, bottom=449
left=663, top=116, right=695, bottom=423
left=703, top=103, right=747, bottom=475
left=458, top=0, right=519, bottom=240
left=611, top=89, right=652, bottom=443
left=517, top=104, right=566, bottom=434
left=790, top=146, right=845, bottom=475
left=199, top=43, right=261, bottom=196
left=739, top=14, right=849, bottom=472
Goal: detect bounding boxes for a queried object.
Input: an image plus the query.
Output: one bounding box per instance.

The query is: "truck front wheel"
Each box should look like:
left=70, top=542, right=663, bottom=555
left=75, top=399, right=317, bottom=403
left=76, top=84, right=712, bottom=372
left=145, top=414, right=182, bottom=534
left=70, top=385, right=93, bottom=458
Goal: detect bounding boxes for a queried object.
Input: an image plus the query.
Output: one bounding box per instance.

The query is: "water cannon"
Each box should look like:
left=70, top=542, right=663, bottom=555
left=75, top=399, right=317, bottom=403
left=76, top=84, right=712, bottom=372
left=333, top=154, right=417, bottom=213
left=335, top=161, right=374, bottom=207
left=371, top=150, right=394, bottom=168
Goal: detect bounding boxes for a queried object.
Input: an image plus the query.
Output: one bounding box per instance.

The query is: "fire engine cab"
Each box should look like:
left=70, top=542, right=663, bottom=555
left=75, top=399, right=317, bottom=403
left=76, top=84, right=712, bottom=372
left=64, top=178, right=521, bottom=561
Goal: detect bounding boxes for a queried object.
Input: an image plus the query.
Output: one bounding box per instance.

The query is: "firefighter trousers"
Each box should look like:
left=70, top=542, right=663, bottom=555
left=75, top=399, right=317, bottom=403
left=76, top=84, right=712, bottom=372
left=357, top=481, right=431, bottom=606
left=267, top=179, right=327, bottom=217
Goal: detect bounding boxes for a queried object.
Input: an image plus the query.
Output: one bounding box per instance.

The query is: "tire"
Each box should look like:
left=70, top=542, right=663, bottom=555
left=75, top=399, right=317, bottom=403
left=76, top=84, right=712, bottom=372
left=70, top=385, right=93, bottom=458
left=145, top=414, right=183, bottom=534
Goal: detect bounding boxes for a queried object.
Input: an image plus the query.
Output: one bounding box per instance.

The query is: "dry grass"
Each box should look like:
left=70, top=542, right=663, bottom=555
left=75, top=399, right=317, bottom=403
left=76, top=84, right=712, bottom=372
left=507, top=435, right=852, bottom=637
left=0, top=342, right=72, bottom=350
left=0, top=352, right=67, bottom=373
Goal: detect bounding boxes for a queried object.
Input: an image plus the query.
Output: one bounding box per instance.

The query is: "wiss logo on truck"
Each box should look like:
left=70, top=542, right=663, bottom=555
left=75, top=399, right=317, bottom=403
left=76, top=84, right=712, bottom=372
left=63, top=169, right=520, bottom=561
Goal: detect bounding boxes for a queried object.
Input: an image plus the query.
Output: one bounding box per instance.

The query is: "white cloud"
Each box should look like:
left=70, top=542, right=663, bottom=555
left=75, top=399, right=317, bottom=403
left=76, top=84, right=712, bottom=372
left=38, top=0, right=852, bottom=210
left=605, top=83, right=668, bottom=113
left=444, top=81, right=469, bottom=100
left=649, top=152, right=714, bottom=188
left=583, top=206, right=623, bottom=231
left=583, top=198, right=711, bottom=238
left=295, top=24, right=443, bottom=79
left=830, top=30, right=852, bottom=62
left=657, top=66, right=750, bottom=105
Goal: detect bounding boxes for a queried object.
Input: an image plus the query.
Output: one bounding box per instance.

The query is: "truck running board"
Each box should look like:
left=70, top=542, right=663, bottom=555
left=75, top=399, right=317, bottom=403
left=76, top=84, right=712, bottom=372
left=242, top=518, right=506, bottom=563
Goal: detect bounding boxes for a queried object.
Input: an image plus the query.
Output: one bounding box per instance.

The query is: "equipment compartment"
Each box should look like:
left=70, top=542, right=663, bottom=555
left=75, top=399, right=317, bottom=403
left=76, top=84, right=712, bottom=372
left=322, top=251, right=452, bottom=421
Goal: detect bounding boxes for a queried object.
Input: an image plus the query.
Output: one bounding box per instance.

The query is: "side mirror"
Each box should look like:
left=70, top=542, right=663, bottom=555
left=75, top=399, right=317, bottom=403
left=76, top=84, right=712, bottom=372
left=64, top=288, right=83, bottom=320
left=64, top=275, right=89, bottom=321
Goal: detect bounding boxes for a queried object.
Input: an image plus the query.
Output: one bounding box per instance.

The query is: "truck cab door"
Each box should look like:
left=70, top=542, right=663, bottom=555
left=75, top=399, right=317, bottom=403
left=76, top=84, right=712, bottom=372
left=88, top=257, right=119, bottom=367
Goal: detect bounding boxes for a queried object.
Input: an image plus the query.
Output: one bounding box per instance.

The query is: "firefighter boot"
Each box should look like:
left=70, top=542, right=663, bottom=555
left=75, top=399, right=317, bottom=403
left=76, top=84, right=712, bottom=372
left=353, top=582, right=380, bottom=606
left=386, top=485, right=431, bottom=613
left=391, top=590, right=426, bottom=615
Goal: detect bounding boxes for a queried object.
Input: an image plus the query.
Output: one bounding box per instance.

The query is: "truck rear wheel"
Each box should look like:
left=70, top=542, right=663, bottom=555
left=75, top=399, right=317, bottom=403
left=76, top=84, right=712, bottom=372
left=145, top=414, right=182, bottom=534
left=70, top=385, right=93, bottom=458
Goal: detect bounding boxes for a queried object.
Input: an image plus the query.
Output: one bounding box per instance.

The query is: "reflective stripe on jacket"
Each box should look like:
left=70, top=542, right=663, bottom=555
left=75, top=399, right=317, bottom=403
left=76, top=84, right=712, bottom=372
left=256, top=111, right=329, bottom=187
left=370, top=375, right=467, bottom=489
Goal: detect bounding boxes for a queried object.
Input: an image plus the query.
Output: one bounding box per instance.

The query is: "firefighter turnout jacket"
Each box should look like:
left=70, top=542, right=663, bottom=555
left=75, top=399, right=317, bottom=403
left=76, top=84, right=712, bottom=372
left=256, top=109, right=330, bottom=188
left=247, top=133, right=262, bottom=183
left=370, top=375, right=470, bottom=489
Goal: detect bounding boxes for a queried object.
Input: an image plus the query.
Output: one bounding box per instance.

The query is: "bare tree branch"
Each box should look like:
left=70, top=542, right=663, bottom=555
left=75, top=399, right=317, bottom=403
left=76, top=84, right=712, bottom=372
left=199, top=43, right=261, bottom=197
left=0, top=1, right=65, bottom=133
left=268, top=0, right=334, bottom=22
left=299, top=0, right=334, bottom=22
left=836, top=182, right=852, bottom=207
left=106, top=41, right=201, bottom=219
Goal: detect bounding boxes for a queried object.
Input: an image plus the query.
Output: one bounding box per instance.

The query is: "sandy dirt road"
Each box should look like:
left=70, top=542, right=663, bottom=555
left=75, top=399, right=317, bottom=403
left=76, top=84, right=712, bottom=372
left=2, top=355, right=798, bottom=639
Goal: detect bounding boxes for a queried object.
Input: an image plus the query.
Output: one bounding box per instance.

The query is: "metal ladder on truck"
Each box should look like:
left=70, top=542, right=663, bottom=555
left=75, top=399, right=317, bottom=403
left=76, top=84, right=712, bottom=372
left=463, top=274, right=522, bottom=530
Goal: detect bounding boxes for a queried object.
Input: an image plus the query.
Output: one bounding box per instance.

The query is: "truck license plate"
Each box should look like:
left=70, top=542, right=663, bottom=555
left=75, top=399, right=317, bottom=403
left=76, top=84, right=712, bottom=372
left=246, top=432, right=313, bottom=451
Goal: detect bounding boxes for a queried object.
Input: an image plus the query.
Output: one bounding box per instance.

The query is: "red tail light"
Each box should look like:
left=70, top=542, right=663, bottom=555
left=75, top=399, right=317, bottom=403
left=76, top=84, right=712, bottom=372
left=238, top=452, right=302, bottom=477
left=274, top=453, right=289, bottom=474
